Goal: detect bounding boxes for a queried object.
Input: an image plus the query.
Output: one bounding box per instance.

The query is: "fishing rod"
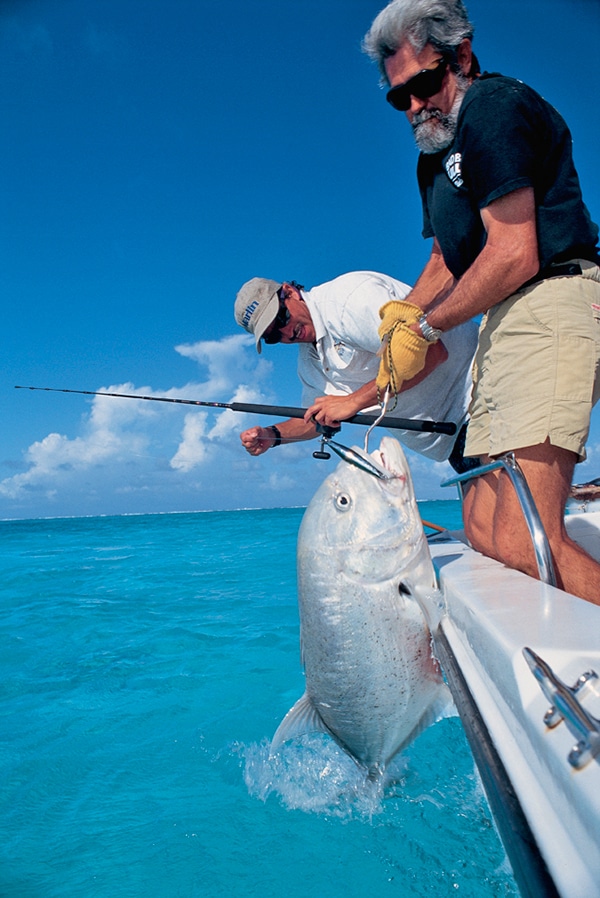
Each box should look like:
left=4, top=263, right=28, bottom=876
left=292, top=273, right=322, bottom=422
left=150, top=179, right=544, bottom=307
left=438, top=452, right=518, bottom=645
left=14, top=385, right=457, bottom=436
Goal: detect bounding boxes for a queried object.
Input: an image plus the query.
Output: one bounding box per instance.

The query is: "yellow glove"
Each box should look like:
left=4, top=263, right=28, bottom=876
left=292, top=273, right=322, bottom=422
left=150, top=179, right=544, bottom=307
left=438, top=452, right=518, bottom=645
left=378, top=300, right=424, bottom=338
left=376, top=322, right=430, bottom=394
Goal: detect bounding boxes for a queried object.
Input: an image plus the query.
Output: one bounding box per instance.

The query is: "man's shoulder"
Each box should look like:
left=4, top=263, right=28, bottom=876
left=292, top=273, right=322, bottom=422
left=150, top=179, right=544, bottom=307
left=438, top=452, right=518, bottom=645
left=468, top=72, right=531, bottom=94
left=309, top=271, right=411, bottom=313
left=316, top=270, right=410, bottom=293
left=461, top=72, right=546, bottom=116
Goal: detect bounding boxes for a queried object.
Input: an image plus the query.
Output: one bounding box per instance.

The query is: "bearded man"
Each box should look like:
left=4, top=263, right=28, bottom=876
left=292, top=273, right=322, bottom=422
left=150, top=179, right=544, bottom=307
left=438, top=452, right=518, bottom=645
left=363, top=0, right=600, bottom=604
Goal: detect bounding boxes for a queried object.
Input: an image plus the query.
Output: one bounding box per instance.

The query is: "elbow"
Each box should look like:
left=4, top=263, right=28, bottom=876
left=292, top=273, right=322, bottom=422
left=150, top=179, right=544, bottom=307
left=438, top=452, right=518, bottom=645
left=514, top=223, right=540, bottom=285
left=504, top=240, right=539, bottom=291
left=520, top=250, right=540, bottom=285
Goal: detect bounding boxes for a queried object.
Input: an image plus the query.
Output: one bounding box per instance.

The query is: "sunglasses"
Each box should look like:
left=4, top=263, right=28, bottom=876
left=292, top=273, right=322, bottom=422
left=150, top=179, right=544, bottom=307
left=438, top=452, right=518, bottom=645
left=263, top=289, right=291, bottom=345
left=386, top=56, right=449, bottom=112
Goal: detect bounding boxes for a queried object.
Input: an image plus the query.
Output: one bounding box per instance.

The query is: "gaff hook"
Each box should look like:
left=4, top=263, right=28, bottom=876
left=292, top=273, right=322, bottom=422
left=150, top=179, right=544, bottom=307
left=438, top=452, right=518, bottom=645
left=364, top=390, right=390, bottom=454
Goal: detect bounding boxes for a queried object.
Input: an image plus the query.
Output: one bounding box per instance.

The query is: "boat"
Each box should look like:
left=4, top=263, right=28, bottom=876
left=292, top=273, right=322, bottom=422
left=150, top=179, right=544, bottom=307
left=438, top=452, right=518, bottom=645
left=567, top=477, right=600, bottom=514
left=422, top=459, right=600, bottom=898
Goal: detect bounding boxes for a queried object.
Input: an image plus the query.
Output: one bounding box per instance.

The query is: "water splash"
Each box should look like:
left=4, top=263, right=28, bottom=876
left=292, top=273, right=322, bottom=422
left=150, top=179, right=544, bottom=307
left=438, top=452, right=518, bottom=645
left=238, top=736, right=409, bottom=819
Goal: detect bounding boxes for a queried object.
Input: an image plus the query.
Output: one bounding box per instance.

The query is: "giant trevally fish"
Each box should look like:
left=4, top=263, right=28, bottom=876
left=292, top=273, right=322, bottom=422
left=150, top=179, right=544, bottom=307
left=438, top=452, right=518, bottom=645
left=271, top=436, right=452, bottom=780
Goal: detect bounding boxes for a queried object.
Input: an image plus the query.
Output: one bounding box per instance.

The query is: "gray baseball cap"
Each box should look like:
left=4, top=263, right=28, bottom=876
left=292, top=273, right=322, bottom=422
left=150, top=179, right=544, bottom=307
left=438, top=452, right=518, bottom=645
left=234, top=277, right=282, bottom=354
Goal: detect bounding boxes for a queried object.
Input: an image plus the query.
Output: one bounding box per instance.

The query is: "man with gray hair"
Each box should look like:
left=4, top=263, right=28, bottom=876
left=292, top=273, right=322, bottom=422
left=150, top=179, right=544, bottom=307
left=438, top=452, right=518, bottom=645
left=363, top=0, right=600, bottom=604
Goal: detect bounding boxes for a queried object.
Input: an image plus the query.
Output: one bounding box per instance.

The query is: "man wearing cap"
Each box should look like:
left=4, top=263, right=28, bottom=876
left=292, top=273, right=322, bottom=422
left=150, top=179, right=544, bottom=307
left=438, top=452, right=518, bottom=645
left=234, top=270, right=479, bottom=472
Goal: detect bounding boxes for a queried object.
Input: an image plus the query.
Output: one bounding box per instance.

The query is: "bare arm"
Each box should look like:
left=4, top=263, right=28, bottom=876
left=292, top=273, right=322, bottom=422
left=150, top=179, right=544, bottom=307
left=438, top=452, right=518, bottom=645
left=240, top=417, right=317, bottom=456
left=423, top=187, right=539, bottom=331
left=406, top=241, right=457, bottom=312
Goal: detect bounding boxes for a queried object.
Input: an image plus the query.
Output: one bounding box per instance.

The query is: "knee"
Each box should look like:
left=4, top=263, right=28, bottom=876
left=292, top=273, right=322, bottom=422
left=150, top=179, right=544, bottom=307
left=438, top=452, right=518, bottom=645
left=465, top=514, right=535, bottom=575
left=494, top=527, right=533, bottom=572
left=463, top=492, right=528, bottom=570
left=486, top=517, right=547, bottom=579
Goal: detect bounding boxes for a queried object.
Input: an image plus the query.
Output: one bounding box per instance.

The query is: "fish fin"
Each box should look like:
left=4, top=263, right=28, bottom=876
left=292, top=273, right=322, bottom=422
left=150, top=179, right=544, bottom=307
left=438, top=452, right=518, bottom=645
left=394, top=684, right=456, bottom=757
left=430, top=682, right=457, bottom=721
left=413, top=585, right=446, bottom=633
left=270, top=692, right=330, bottom=752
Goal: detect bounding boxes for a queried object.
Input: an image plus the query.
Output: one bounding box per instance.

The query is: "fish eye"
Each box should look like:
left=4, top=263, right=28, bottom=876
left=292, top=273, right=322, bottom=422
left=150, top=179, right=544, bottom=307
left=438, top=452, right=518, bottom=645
left=398, top=582, right=411, bottom=596
left=335, top=493, right=352, bottom=511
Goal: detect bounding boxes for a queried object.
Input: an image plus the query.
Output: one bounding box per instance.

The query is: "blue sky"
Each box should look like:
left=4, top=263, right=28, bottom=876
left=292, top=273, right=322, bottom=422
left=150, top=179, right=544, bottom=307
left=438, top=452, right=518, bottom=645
left=2, top=0, right=599, bottom=520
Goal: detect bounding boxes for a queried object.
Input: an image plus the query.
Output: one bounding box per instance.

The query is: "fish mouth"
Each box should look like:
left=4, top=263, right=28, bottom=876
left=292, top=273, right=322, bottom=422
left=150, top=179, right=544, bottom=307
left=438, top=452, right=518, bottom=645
left=326, top=436, right=409, bottom=483
left=337, top=438, right=407, bottom=483
left=370, top=437, right=409, bottom=481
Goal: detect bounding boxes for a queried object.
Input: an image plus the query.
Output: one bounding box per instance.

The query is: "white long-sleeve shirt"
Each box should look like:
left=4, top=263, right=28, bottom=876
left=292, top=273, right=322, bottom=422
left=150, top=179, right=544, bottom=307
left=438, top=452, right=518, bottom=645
left=297, top=271, right=478, bottom=461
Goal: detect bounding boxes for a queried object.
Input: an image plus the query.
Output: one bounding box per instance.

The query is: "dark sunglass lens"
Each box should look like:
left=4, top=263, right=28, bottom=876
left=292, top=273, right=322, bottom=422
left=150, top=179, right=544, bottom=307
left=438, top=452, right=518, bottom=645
left=263, top=299, right=290, bottom=343
left=275, top=304, right=290, bottom=329
left=386, top=59, right=447, bottom=111
left=386, top=85, right=411, bottom=111
left=414, top=62, right=447, bottom=99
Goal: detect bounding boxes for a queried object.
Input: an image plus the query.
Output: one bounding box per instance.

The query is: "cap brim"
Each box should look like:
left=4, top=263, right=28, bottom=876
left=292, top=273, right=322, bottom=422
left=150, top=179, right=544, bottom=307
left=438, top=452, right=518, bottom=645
left=251, top=290, right=280, bottom=353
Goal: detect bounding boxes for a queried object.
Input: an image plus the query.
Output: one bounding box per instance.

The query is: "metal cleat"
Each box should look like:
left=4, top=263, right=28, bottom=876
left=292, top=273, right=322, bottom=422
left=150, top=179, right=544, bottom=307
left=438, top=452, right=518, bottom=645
left=523, top=647, right=600, bottom=770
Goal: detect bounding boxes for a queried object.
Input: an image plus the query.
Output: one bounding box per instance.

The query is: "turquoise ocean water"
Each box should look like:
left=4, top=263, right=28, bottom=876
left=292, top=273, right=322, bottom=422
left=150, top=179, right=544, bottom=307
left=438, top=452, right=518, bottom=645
left=0, top=503, right=518, bottom=897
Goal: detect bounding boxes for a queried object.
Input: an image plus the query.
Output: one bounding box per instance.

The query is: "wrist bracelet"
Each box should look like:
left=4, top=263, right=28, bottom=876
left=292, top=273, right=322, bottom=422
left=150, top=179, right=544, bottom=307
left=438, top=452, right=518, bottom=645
left=418, top=313, right=443, bottom=343
left=269, top=425, right=282, bottom=447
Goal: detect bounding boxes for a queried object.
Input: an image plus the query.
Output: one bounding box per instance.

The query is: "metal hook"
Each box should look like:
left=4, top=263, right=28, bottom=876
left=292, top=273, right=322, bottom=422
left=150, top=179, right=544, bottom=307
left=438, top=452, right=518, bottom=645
left=364, top=389, right=390, bottom=454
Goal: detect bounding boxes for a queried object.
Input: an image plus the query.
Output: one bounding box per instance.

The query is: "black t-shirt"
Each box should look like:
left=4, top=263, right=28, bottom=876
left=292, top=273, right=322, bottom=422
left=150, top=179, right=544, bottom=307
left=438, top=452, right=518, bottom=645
left=417, top=73, right=600, bottom=279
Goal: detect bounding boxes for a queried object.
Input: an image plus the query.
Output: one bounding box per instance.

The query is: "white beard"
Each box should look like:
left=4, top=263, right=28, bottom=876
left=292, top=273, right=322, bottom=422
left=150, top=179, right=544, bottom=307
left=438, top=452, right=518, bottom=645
left=412, top=78, right=470, bottom=154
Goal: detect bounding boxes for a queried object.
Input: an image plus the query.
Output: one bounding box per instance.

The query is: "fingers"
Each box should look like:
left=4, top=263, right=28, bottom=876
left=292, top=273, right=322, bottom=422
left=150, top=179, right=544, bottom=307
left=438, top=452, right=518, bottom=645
left=377, top=323, right=430, bottom=394
left=304, top=397, right=324, bottom=423
left=240, top=426, right=268, bottom=456
left=304, top=398, right=341, bottom=428
left=378, top=300, right=423, bottom=336
left=304, top=401, right=330, bottom=426
left=240, top=425, right=260, bottom=445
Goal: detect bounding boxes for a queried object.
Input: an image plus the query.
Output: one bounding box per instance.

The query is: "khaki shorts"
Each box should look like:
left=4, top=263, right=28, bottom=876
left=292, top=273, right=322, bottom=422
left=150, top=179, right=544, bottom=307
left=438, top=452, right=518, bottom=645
left=465, top=259, right=600, bottom=463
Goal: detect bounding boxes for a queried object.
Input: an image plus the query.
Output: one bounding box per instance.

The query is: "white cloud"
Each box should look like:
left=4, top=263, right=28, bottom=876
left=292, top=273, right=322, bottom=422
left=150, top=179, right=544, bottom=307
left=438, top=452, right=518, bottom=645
left=268, top=471, right=297, bottom=492
left=170, top=413, right=209, bottom=472
left=0, top=419, right=149, bottom=501
left=174, top=334, right=271, bottom=396
left=1, top=336, right=281, bottom=512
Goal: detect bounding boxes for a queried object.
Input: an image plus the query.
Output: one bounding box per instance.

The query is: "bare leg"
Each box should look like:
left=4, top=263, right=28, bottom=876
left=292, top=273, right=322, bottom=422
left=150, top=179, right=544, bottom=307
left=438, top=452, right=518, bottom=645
left=461, top=457, right=499, bottom=560
left=463, top=440, right=600, bottom=605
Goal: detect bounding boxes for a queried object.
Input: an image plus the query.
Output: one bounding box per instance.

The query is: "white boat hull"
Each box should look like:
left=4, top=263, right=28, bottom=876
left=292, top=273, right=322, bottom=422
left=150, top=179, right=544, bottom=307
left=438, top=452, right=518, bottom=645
left=428, top=511, right=600, bottom=898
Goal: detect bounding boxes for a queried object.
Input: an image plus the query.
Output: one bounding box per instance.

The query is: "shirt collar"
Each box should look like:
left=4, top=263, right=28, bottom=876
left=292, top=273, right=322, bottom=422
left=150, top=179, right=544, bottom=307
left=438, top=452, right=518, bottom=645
left=301, top=289, right=327, bottom=344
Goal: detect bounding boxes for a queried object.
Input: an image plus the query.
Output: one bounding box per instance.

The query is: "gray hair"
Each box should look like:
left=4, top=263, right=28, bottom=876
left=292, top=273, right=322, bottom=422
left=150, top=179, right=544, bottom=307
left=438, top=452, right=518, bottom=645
left=362, top=0, right=475, bottom=84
